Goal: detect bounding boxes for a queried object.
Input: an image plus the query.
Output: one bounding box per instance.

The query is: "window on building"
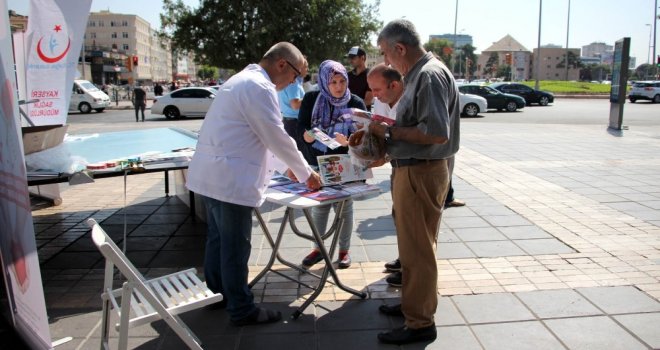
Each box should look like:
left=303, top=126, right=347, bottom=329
left=88, top=21, right=95, bottom=27
left=122, top=20, right=128, bottom=26
left=90, top=32, right=96, bottom=39
left=110, top=20, right=116, bottom=27
left=547, top=65, right=551, bottom=68
left=122, top=32, right=128, bottom=38
left=98, top=20, right=104, bottom=27
left=111, top=32, right=117, bottom=38
left=123, top=44, right=129, bottom=50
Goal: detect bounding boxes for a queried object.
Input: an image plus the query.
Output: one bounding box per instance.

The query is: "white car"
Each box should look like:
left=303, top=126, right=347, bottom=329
left=628, top=81, right=660, bottom=103
left=151, top=87, right=216, bottom=119
left=459, top=92, right=487, bottom=117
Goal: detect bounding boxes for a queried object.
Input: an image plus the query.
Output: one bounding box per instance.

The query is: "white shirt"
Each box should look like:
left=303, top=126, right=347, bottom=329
left=372, top=97, right=398, bottom=121
left=186, top=64, right=313, bottom=207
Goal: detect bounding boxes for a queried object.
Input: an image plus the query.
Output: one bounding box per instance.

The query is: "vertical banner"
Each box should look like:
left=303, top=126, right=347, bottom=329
left=0, top=1, right=52, bottom=349
left=25, top=0, right=92, bottom=126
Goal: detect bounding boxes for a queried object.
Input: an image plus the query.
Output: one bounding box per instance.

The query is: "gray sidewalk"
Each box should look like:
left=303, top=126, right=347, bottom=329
left=26, top=120, right=660, bottom=349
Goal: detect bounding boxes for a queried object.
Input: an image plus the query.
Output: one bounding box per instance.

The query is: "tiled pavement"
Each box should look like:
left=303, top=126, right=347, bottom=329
left=17, top=121, right=660, bottom=349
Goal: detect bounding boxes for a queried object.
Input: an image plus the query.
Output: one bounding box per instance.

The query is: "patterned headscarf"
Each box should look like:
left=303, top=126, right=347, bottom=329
left=310, top=60, right=354, bottom=152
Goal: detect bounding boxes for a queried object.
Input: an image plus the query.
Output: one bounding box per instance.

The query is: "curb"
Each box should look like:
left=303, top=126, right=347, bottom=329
left=555, top=94, right=609, bottom=99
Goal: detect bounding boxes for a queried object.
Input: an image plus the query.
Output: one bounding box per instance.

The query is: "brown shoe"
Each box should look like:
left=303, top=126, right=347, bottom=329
left=445, top=199, right=466, bottom=208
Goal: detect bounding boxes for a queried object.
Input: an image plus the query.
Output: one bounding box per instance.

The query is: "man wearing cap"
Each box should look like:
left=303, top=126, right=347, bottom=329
left=346, top=46, right=373, bottom=110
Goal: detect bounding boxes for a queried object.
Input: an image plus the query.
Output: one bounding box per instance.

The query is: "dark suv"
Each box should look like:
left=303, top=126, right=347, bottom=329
left=628, top=81, right=660, bottom=103
left=490, top=82, right=554, bottom=106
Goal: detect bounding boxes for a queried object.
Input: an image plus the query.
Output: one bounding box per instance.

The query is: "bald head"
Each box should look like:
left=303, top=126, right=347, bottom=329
left=260, top=42, right=307, bottom=91
left=261, top=42, right=305, bottom=69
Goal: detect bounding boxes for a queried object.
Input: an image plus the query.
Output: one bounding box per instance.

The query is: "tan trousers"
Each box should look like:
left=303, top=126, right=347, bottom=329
left=392, top=159, right=449, bottom=329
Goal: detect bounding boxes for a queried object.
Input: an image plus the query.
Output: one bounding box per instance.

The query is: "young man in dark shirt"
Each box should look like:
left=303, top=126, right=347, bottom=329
left=346, top=46, right=373, bottom=110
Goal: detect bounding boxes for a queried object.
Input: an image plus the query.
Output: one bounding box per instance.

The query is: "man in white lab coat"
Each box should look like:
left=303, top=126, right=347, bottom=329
left=186, top=42, right=322, bottom=326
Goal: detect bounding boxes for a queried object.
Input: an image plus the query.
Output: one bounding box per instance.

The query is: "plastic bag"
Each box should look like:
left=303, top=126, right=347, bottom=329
left=24, top=143, right=87, bottom=173
left=348, top=128, right=386, bottom=168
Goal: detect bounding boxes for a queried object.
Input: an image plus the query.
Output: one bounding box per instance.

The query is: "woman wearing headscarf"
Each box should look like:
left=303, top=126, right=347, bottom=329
left=297, top=59, right=366, bottom=269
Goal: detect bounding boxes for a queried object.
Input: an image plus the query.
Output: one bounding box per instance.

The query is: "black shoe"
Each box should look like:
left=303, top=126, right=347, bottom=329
left=378, top=324, right=437, bottom=345
left=204, top=298, right=227, bottom=310
left=231, top=307, right=282, bottom=327
left=379, top=303, right=403, bottom=317
left=384, top=258, right=401, bottom=272
left=386, top=271, right=402, bottom=287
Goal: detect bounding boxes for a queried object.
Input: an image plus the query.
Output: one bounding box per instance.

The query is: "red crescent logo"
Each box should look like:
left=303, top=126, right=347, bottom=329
left=36, top=37, right=71, bottom=63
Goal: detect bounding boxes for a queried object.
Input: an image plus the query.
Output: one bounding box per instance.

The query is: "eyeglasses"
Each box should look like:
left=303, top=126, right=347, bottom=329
left=285, top=60, right=302, bottom=79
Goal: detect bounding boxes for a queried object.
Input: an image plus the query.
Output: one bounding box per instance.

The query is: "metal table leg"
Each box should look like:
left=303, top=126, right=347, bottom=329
left=251, top=200, right=366, bottom=320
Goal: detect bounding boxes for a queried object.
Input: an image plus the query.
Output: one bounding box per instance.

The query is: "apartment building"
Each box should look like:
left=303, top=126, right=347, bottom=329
left=531, top=47, right=581, bottom=81
left=85, top=10, right=173, bottom=85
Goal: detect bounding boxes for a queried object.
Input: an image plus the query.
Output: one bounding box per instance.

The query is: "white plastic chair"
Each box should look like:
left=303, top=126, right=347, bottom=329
left=87, top=218, right=222, bottom=350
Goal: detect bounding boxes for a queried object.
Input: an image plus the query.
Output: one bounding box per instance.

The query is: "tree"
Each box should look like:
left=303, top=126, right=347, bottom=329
left=160, top=0, right=382, bottom=70
left=424, top=38, right=453, bottom=68
left=197, top=65, right=219, bottom=81
left=579, top=63, right=611, bottom=81
left=460, top=44, right=478, bottom=77
left=495, top=64, right=511, bottom=80
left=632, top=63, right=658, bottom=80
left=483, top=52, right=499, bottom=77
left=556, top=51, right=582, bottom=69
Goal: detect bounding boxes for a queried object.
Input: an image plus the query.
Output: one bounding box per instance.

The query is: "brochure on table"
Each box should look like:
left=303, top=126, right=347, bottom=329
left=269, top=154, right=378, bottom=202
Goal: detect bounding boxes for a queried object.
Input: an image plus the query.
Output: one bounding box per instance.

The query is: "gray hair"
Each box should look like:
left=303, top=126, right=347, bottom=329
left=377, top=19, right=421, bottom=49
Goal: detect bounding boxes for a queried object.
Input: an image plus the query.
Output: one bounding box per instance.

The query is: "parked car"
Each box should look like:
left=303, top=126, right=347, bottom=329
left=489, top=82, right=554, bottom=106
left=459, top=92, right=487, bottom=117
left=151, top=87, right=216, bottom=119
left=628, top=81, right=660, bottom=103
left=458, top=84, right=526, bottom=112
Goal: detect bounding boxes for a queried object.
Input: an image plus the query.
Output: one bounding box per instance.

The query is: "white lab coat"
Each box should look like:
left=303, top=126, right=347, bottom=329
left=186, top=64, right=312, bottom=207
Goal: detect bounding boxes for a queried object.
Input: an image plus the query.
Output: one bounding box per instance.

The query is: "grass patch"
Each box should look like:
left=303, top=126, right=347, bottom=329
left=519, top=81, right=612, bottom=94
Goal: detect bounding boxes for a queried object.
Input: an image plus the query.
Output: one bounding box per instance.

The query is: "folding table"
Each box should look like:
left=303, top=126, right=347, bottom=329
left=250, top=187, right=378, bottom=319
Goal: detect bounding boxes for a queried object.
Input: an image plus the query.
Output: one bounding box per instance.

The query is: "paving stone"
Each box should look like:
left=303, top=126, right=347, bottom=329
left=472, top=321, right=564, bottom=350
left=515, top=289, right=603, bottom=318
left=452, top=293, right=534, bottom=324
left=614, top=313, right=660, bottom=349
left=437, top=242, right=475, bottom=259
left=545, top=316, right=648, bottom=350
left=453, top=227, right=508, bottom=241
left=513, top=239, right=575, bottom=255
left=466, top=241, right=526, bottom=258
left=577, top=286, right=660, bottom=314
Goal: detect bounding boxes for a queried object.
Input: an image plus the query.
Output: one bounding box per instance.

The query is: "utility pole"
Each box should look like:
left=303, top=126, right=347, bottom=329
left=654, top=0, right=658, bottom=78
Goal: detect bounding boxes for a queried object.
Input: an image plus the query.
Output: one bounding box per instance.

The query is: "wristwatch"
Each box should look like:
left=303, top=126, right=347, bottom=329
left=384, top=126, right=392, bottom=144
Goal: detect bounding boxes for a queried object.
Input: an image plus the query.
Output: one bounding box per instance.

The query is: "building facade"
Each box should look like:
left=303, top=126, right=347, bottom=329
left=582, top=42, right=612, bottom=60
left=531, top=47, right=581, bottom=81
left=476, top=35, right=531, bottom=80
left=8, top=10, right=28, bottom=32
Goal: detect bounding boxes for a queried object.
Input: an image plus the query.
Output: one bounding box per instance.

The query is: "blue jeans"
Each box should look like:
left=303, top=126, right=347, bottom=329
left=202, top=195, right=255, bottom=321
left=311, top=199, right=353, bottom=252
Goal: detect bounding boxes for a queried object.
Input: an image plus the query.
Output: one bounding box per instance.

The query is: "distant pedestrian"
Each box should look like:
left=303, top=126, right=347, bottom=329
left=133, top=85, right=147, bottom=122
left=154, top=83, right=164, bottom=96
left=170, top=81, right=177, bottom=92
left=346, top=46, right=373, bottom=109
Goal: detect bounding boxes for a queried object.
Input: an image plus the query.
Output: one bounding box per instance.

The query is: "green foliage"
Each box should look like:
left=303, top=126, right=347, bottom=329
left=495, top=64, right=511, bottom=80
left=579, top=63, right=611, bottom=82
left=197, top=65, right=219, bottom=81
left=160, top=0, right=382, bottom=70
left=556, top=51, right=582, bottom=69
left=423, top=38, right=453, bottom=67
left=483, top=52, right=499, bottom=76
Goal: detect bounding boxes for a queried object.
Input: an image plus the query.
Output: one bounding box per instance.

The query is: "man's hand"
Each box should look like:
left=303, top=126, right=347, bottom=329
left=286, top=168, right=298, bottom=182
left=303, top=130, right=315, bottom=143
left=334, top=132, right=349, bottom=146
left=368, top=121, right=388, bottom=139
left=305, top=171, right=322, bottom=190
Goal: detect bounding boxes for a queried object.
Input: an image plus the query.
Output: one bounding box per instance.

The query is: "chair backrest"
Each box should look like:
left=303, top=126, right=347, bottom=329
left=87, top=218, right=146, bottom=284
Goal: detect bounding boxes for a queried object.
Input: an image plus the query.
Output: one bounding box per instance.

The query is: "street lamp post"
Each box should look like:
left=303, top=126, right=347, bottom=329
left=647, top=23, right=653, bottom=78
left=564, top=0, right=571, bottom=81
left=535, top=0, right=542, bottom=90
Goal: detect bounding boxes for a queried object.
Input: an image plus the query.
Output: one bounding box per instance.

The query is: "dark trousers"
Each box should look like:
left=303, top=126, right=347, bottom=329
left=135, top=103, right=145, bottom=122
left=202, top=196, right=256, bottom=321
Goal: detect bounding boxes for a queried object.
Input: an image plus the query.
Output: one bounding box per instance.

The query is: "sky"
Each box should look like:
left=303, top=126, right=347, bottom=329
left=8, top=0, right=659, bottom=66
